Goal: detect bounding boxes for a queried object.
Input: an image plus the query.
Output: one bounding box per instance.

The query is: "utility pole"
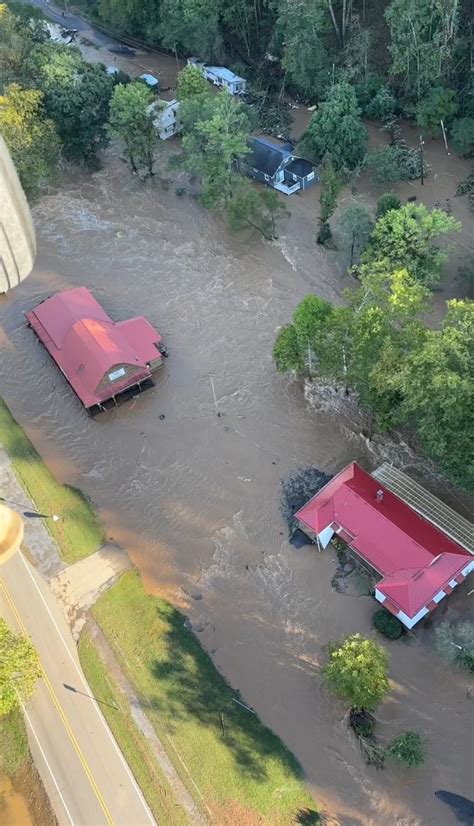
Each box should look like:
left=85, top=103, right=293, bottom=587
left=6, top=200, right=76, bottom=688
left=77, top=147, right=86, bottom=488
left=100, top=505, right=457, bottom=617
left=419, top=134, right=425, bottom=186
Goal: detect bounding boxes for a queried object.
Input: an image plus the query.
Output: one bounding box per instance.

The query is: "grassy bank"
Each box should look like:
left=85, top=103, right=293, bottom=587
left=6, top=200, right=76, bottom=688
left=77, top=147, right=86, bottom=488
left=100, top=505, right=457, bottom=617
left=78, top=631, right=189, bottom=826
left=0, top=399, right=104, bottom=564
left=89, top=571, right=318, bottom=825
left=0, top=707, right=28, bottom=777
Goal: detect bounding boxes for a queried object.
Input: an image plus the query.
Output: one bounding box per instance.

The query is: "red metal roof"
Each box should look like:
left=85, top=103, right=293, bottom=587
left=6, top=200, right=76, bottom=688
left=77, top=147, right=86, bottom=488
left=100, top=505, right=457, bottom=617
left=26, top=288, right=163, bottom=409
left=295, top=463, right=471, bottom=620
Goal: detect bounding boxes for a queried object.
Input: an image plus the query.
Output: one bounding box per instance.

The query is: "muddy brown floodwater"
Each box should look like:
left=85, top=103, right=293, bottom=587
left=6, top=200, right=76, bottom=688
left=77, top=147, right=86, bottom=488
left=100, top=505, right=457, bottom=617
left=0, top=117, right=473, bottom=824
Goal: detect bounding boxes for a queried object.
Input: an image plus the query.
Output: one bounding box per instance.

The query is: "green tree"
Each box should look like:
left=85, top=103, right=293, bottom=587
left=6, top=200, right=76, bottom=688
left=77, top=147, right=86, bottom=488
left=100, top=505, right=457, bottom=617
left=182, top=91, right=251, bottom=207
left=323, top=634, right=390, bottom=710
left=317, top=153, right=342, bottom=245
left=451, top=117, right=474, bottom=157
left=415, top=86, right=459, bottom=135
left=435, top=620, right=474, bottom=671
left=397, top=299, right=474, bottom=490
left=29, top=47, right=114, bottom=165
left=109, top=82, right=158, bottom=177
left=376, top=192, right=401, bottom=218
left=159, top=0, right=222, bottom=60
left=337, top=201, right=373, bottom=265
left=385, top=0, right=460, bottom=101
left=0, top=82, right=60, bottom=198
left=301, top=83, right=368, bottom=170
left=175, top=64, right=209, bottom=101
left=226, top=179, right=288, bottom=240
left=0, top=619, right=41, bottom=716
left=362, top=203, right=461, bottom=287
left=277, top=0, right=330, bottom=99
left=387, top=731, right=426, bottom=768
left=273, top=324, right=303, bottom=373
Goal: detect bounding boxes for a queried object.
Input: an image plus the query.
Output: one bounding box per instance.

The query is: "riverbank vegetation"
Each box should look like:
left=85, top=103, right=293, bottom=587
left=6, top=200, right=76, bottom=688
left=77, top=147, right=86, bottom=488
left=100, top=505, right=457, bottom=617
left=0, top=400, right=104, bottom=562
left=85, top=571, right=318, bottom=824
left=273, top=254, right=473, bottom=492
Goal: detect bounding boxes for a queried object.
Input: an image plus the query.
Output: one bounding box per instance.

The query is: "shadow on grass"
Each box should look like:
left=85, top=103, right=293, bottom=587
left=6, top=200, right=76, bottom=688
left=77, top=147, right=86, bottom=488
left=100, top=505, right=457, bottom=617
left=149, top=603, right=306, bottom=785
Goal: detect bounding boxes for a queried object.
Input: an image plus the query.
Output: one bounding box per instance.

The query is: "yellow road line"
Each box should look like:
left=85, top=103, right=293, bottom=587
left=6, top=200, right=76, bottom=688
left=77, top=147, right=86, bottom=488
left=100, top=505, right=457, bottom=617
left=0, top=578, right=114, bottom=826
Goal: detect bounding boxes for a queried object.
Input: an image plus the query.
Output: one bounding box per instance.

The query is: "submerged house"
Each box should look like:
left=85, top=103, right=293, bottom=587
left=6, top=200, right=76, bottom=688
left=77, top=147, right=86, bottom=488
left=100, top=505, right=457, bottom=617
left=295, top=462, right=474, bottom=629
left=187, top=58, right=247, bottom=96
left=240, top=136, right=318, bottom=195
left=148, top=99, right=181, bottom=140
left=26, top=287, right=166, bottom=412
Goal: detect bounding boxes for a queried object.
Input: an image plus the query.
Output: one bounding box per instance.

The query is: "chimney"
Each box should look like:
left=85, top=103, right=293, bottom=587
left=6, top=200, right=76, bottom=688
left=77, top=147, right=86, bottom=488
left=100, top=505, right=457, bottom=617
left=376, top=489, right=384, bottom=503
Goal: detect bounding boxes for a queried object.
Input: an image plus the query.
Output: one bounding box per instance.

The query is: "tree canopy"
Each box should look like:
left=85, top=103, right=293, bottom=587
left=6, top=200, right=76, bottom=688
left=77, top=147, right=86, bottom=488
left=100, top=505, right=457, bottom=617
left=0, top=82, right=60, bottom=198
left=272, top=267, right=473, bottom=491
left=300, top=83, right=367, bottom=170
left=181, top=91, right=252, bottom=206
left=361, top=203, right=461, bottom=287
left=323, top=634, right=390, bottom=710
left=109, top=81, right=158, bottom=177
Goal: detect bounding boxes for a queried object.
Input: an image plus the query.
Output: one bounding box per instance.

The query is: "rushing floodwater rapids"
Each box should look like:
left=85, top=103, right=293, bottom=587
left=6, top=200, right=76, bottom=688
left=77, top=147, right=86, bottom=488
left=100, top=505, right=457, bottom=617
left=0, top=152, right=473, bottom=826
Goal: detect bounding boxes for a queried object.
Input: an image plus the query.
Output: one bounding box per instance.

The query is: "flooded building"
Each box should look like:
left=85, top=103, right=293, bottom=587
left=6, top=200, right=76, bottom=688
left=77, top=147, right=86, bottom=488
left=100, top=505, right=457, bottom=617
left=26, top=287, right=166, bottom=412
left=187, top=58, right=247, bottom=95
left=240, top=136, right=318, bottom=195
left=148, top=99, right=181, bottom=140
left=295, top=462, right=474, bottom=629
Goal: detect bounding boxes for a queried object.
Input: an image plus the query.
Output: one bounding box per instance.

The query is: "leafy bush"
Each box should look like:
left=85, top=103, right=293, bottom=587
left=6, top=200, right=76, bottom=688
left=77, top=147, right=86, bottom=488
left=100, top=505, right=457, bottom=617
left=435, top=620, right=474, bottom=671
left=376, top=192, right=401, bottom=218
left=355, top=75, right=385, bottom=114
left=373, top=609, right=403, bottom=639
left=388, top=731, right=426, bottom=768
left=366, top=142, right=427, bottom=184
left=366, top=86, right=397, bottom=121
left=451, top=117, right=474, bottom=157
left=416, top=87, right=459, bottom=135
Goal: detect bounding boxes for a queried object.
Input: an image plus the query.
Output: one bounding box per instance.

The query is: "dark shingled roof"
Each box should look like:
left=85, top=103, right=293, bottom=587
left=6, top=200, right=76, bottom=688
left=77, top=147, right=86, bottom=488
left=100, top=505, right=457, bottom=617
left=246, top=137, right=292, bottom=177
left=286, top=157, right=314, bottom=178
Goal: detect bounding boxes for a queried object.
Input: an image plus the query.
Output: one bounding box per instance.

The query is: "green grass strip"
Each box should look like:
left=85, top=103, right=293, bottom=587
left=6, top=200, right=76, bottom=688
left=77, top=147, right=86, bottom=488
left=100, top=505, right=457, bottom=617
left=78, top=631, right=189, bottom=826
left=0, top=399, right=104, bottom=564
left=91, top=571, right=318, bottom=824
left=0, top=706, right=29, bottom=776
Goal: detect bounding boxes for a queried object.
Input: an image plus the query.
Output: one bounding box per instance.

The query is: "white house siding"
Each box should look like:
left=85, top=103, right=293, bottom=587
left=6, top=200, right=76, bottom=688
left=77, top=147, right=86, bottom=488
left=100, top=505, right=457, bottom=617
left=397, top=606, right=430, bottom=629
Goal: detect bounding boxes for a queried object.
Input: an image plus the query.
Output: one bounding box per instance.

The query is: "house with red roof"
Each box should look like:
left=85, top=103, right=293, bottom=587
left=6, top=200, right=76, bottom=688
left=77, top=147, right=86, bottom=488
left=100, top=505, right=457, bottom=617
left=295, top=463, right=474, bottom=629
left=26, top=287, right=166, bottom=411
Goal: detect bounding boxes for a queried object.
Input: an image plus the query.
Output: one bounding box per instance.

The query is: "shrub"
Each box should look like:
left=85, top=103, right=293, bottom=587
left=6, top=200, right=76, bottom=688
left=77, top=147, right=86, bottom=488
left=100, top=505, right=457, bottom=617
left=387, top=731, right=427, bottom=768
left=415, top=87, right=459, bottom=135
left=366, top=142, right=427, bottom=184
left=373, top=609, right=403, bottom=639
left=355, top=75, right=385, bottom=115
left=451, top=117, right=474, bottom=157
left=435, top=620, right=474, bottom=671
left=376, top=192, right=401, bottom=218
left=366, top=86, right=397, bottom=121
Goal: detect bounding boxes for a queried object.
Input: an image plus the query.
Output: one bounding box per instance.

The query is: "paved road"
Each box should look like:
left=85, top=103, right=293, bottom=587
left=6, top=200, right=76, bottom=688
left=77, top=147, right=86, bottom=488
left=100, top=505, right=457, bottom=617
left=28, top=0, right=119, bottom=48
left=0, top=551, right=156, bottom=826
